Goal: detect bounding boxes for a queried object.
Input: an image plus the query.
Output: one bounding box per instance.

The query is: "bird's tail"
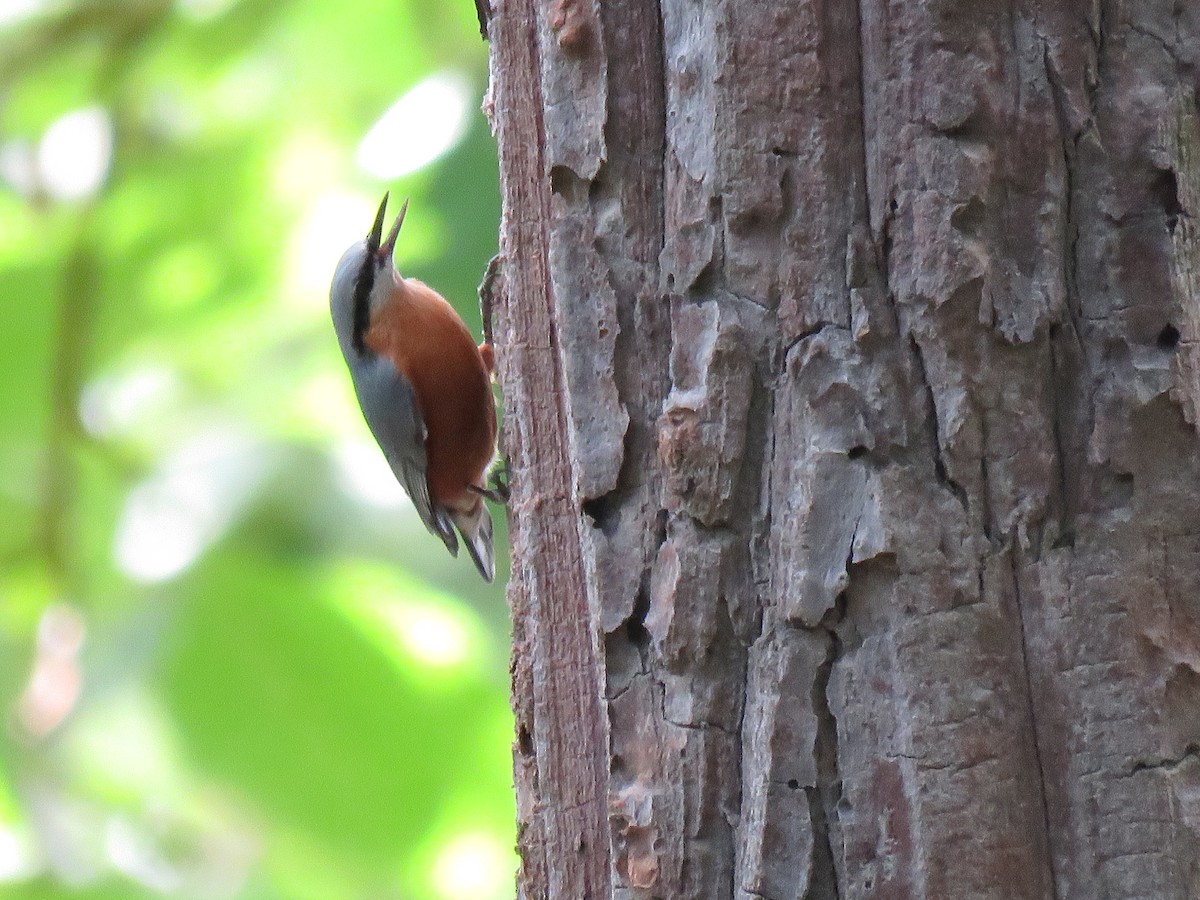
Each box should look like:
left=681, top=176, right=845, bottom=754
left=450, top=499, right=495, bottom=583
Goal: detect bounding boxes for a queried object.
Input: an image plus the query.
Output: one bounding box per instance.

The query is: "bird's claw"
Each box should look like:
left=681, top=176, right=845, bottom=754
left=470, top=464, right=510, bottom=504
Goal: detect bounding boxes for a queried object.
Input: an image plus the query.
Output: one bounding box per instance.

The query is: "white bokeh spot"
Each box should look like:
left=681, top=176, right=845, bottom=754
left=356, top=72, right=472, bottom=179
left=38, top=106, right=114, bottom=201
left=114, top=430, right=267, bottom=583
left=432, top=830, right=514, bottom=900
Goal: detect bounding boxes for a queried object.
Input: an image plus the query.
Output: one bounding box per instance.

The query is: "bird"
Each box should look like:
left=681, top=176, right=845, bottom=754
left=329, top=194, right=501, bottom=581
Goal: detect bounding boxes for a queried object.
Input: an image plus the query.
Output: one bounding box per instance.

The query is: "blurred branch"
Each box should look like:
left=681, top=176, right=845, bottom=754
left=35, top=4, right=171, bottom=593
left=0, top=0, right=171, bottom=85
left=38, top=216, right=97, bottom=590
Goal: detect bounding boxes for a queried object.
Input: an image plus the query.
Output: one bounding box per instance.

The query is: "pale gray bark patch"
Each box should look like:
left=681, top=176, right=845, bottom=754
left=737, top=627, right=826, bottom=898
left=491, top=0, right=1200, bottom=898
left=548, top=192, right=629, bottom=500
left=538, top=0, right=607, bottom=178
left=660, top=0, right=715, bottom=186
left=770, top=325, right=915, bottom=628
left=1168, top=89, right=1200, bottom=424
left=659, top=300, right=752, bottom=526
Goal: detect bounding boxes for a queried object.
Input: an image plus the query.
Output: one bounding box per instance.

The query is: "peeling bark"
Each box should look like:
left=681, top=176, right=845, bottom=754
left=489, top=0, right=1200, bottom=897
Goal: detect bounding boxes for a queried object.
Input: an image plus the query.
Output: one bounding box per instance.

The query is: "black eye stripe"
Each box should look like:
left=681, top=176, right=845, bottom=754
left=350, top=256, right=374, bottom=355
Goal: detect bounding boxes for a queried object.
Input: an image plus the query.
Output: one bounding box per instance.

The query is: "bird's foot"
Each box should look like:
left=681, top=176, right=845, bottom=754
left=470, top=464, right=510, bottom=504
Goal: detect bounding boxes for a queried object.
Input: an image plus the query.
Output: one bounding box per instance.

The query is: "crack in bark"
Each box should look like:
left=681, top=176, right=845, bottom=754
left=909, top=335, right=969, bottom=511
left=852, top=0, right=876, bottom=240
left=1124, top=744, right=1200, bottom=777
left=782, top=322, right=845, bottom=357
left=979, top=406, right=993, bottom=542
left=805, top=624, right=844, bottom=900
left=1008, top=549, right=1062, bottom=900
left=664, top=716, right=737, bottom=736
left=1046, top=326, right=1077, bottom=551
left=1040, top=38, right=1086, bottom=553
left=1087, top=0, right=1110, bottom=125
left=1128, top=22, right=1176, bottom=61
left=591, top=0, right=669, bottom=652
left=798, top=531, right=857, bottom=900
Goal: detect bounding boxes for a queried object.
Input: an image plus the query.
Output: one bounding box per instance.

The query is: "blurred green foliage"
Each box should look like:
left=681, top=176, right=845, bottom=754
left=0, top=0, right=513, bottom=897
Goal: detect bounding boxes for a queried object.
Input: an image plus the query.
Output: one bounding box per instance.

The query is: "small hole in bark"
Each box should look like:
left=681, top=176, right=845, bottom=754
left=582, top=490, right=620, bottom=535
left=787, top=778, right=800, bottom=790
left=949, top=196, right=986, bottom=233
left=628, top=622, right=650, bottom=650
left=627, top=616, right=650, bottom=650
left=549, top=165, right=571, bottom=195
left=1158, top=324, right=1181, bottom=350
left=888, top=198, right=898, bottom=212
left=625, top=585, right=651, bottom=649
left=1152, top=168, right=1183, bottom=232
left=517, top=725, right=533, bottom=756
left=737, top=209, right=763, bottom=230
left=848, top=445, right=869, bottom=460
left=1098, top=470, right=1135, bottom=510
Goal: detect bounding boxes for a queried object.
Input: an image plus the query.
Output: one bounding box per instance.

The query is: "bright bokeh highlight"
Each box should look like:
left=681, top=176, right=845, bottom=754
left=357, top=72, right=473, bottom=179
left=433, top=831, right=516, bottom=900
left=39, top=106, right=114, bottom=201
left=114, top=430, right=267, bottom=583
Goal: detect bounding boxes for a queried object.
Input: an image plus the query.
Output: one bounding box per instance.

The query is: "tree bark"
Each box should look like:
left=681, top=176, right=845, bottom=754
left=487, top=0, right=1200, bottom=897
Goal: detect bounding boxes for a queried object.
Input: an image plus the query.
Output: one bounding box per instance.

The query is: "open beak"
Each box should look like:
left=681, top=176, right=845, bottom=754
left=379, top=198, right=409, bottom=262
left=367, top=192, right=389, bottom=254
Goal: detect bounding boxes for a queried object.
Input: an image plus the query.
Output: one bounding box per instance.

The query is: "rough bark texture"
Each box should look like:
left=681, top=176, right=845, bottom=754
left=487, top=0, right=1200, bottom=897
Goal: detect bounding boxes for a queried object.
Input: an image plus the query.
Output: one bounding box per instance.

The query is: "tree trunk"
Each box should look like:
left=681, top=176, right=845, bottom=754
left=486, top=0, right=1200, bottom=897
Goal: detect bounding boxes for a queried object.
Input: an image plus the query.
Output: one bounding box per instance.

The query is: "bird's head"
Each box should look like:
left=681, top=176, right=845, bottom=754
left=329, top=193, right=408, bottom=356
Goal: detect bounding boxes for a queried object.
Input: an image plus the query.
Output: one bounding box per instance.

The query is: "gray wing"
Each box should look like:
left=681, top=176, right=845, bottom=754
left=348, top=353, right=458, bottom=555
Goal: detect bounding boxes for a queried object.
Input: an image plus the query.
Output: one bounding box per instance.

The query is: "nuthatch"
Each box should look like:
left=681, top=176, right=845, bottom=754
left=330, top=194, right=500, bottom=581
